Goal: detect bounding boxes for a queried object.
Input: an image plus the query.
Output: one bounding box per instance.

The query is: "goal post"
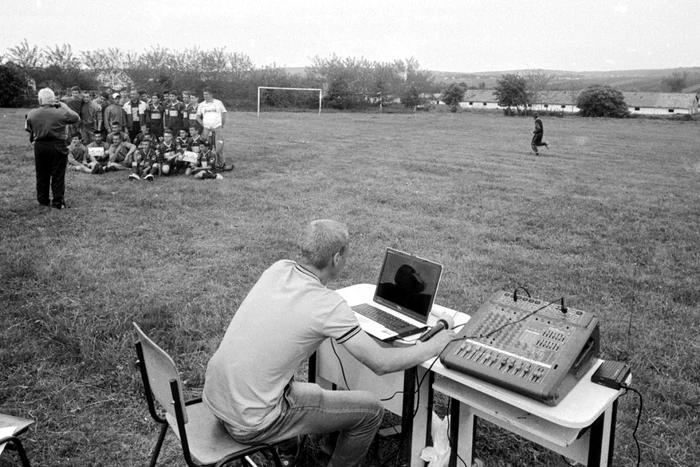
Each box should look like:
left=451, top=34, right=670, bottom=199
left=257, top=86, right=323, bottom=117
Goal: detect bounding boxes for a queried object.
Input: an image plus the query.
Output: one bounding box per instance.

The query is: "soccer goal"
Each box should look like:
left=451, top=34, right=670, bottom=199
left=257, top=86, right=323, bottom=117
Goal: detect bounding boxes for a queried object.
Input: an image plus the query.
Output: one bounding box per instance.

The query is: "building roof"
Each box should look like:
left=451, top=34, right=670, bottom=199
left=462, top=90, right=498, bottom=102
left=455, top=89, right=698, bottom=109
left=622, top=92, right=698, bottom=109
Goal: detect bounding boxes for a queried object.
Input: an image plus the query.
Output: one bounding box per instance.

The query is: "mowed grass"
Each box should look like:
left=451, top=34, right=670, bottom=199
left=1, top=107, right=699, bottom=467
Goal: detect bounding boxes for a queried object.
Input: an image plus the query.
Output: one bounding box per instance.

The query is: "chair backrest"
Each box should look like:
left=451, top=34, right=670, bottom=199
left=133, top=322, right=189, bottom=424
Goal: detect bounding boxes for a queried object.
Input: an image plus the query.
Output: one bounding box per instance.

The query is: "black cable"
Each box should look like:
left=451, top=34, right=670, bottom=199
left=463, top=297, right=562, bottom=343
left=621, top=384, right=643, bottom=467
left=512, top=286, right=531, bottom=302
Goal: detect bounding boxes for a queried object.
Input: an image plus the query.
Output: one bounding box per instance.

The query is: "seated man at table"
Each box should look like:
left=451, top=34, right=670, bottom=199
left=203, top=219, right=458, bottom=467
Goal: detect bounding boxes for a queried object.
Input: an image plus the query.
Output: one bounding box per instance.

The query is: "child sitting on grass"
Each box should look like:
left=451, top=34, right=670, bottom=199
left=159, top=129, right=178, bottom=175
left=193, top=141, right=223, bottom=180
left=128, top=140, right=157, bottom=181
left=67, top=134, right=101, bottom=174
left=105, top=132, right=137, bottom=172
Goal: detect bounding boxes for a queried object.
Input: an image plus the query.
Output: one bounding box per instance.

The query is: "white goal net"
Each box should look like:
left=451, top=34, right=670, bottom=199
left=257, top=86, right=323, bottom=116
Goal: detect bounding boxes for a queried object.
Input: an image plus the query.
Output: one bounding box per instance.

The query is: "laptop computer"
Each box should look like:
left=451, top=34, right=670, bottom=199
left=351, top=248, right=443, bottom=342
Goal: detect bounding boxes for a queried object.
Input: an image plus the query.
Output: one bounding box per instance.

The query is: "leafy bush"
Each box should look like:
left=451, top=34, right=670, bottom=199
left=576, top=85, right=629, bottom=118
left=441, top=83, right=466, bottom=112
left=0, top=64, right=29, bottom=108
left=494, top=73, right=528, bottom=112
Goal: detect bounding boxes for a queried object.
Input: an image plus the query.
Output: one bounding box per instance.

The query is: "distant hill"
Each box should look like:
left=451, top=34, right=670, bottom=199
left=284, top=66, right=700, bottom=93
left=413, top=67, right=700, bottom=92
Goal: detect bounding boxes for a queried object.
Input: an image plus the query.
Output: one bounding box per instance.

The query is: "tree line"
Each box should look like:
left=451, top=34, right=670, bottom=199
left=0, top=40, right=441, bottom=109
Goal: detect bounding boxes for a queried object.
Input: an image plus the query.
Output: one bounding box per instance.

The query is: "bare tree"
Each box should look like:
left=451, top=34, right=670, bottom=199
left=524, top=69, right=552, bottom=108
left=44, top=44, right=80, bottom=69
left=662, top=70, right=689, bottom=93
left=7, top=39, right=43, bottom=69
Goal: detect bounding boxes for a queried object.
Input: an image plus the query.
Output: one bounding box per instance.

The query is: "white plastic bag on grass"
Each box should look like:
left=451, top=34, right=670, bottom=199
left=420, top=411, right=451, bottom=467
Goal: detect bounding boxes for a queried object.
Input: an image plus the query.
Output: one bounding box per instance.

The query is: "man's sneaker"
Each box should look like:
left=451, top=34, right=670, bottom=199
left=215, top=174, right=223, bottom=180
left=201, top=171, right=217, bottom=180
left=144, top=174, right=154, bottom=182
left=91, top=164, right=101, bottom=174
left=52, top=201, right=66, bottom=210
left=545, top=141, right=550, bottom=149
left=128, top=173, right=140, bottom=180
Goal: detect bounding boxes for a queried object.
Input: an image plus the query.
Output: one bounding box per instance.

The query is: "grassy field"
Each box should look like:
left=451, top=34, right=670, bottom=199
left=1, top=107, right=699, bottom=467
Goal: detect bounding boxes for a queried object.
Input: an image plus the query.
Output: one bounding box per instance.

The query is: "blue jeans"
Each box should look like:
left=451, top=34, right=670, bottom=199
left=224, top=382, right=384, bottom=467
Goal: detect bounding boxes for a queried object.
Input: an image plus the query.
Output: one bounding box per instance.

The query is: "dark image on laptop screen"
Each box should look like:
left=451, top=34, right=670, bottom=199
left=373, top=248, right=443, bottom=322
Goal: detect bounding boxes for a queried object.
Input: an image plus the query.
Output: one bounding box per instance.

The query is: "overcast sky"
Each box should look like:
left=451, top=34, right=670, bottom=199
left=2, top=0, right=697, bottom=73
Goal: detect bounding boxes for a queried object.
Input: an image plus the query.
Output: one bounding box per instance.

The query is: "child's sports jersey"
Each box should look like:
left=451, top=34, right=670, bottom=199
left=133, top=133, right=157, bottom=151
left=188, top=136, right=204, bottom=154
left=159, top=142, right=177, bottom=164
left=199, top=149, right=217, bottom=168
left=175, top=136, right=188, bottom=152
left=187, top=102, right=201, bottom=131
left=164, top=101, right=185, bottom=133
left=146, top=104, right=165, bottom=136
left=137, top=147, right=159, bottom=165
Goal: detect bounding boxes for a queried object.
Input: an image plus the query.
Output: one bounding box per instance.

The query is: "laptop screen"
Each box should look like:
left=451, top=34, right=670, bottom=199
left=373, top=248, right=443, bottom=323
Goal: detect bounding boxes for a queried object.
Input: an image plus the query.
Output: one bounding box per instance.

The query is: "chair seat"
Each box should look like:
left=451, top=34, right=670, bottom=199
left=165, top=402, right=261, bottom=465
left=0, top=414, right=34, bottom=436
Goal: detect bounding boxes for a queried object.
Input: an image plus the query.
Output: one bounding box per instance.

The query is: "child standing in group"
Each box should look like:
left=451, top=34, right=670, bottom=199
left=145, top=93, right=165, bottom=142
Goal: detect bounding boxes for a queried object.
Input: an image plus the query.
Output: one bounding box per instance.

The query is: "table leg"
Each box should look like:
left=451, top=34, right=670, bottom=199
left=407, top=368, right=434, bottom=467
left=400, top=367, right=417, bottom=464
left=448, top=399, right=476, bottom=467
left=587, top=399, right=617, bottom=467
left=308, top=352, right=317, bottom=384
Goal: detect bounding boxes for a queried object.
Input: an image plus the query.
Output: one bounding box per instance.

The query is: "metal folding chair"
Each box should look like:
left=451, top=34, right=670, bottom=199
left=133, top=322, right=283, bottom=467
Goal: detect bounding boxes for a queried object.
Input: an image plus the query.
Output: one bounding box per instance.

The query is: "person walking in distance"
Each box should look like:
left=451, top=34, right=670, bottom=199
left=25, top=88, right=80, bottom=209
left=531, top=112, right=550, bottom=156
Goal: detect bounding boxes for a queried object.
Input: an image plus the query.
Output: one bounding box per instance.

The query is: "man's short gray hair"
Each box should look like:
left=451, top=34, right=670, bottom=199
left=38, top=88, right=56, bottom=105
left=300, top=219, right=349, bottom=269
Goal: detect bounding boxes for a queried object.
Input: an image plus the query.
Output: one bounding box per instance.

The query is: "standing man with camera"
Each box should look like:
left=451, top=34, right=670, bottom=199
left=26, top=88, right=80, bottom=209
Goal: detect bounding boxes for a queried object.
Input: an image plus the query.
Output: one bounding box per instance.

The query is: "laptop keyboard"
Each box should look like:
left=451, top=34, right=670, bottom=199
left=352, top=303, right=416, bottom=332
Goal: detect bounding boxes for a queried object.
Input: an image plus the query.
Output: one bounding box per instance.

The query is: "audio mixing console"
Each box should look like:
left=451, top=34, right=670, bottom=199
left=441, top=290, right=599, bottom=406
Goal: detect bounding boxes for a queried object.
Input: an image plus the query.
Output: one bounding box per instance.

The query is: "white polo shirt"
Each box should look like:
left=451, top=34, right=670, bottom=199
left=203, top=260, right=361, bottom=434
left=196, top=99, right=227, bottom=130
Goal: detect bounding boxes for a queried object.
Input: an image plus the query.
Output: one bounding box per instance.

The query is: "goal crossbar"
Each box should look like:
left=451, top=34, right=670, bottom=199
left=257, top=86, right=323, bottom=117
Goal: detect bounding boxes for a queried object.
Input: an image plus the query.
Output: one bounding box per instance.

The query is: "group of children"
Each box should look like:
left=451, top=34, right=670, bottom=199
left=67, top=124, right=224, bottom=181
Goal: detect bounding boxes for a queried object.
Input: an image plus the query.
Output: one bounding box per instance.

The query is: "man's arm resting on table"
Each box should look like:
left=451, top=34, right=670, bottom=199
left=341, top=329, right=458, bottom=376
